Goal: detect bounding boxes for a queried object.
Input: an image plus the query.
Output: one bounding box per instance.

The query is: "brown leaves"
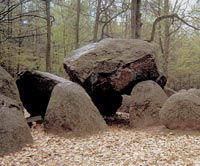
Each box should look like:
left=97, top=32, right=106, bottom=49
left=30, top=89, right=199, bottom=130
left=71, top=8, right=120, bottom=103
left=1, top=125, right=200, bottom=166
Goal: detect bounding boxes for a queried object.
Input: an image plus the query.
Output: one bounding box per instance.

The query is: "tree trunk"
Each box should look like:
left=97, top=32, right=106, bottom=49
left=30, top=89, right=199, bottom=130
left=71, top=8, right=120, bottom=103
left=104, top=0, right=109, bottom=36
left=45, top=0, right=51, bottom=72
left=158, top=0, right=164, bottom=54
left=7, top=0, right=12, bottom=73
left=63, top=23, right=67, bottom=57
left=93, top=0, right=101, bottom=42
left=75, top=0, right=81, bottom=49
left=163, top=0, right=170, bottom=77
left=125, top=12, right=129, bottom=38
left=131, top=0, right=141, bottom=39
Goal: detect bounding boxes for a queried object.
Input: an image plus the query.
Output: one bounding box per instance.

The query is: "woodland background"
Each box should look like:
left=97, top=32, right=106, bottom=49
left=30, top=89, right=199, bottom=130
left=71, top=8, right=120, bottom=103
left=1, top=0, right=200, bottom=90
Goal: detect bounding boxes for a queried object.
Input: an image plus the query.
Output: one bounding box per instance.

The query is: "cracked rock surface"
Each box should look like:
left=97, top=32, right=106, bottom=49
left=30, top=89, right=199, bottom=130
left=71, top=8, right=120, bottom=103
left=64, top=39, right=166, bottom=116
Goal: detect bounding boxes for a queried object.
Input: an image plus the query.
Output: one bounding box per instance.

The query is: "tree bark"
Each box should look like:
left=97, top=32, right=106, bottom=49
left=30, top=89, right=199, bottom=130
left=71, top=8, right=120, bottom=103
left=163, top=0, right=170, bottom=78
left=93, top=0, right=101, bottom=42
left=125, top=12, right=129, bottom=38
left=45, top=0, right=51, bottom=72
left=104, top=0, right=109, bottom=35
left=158, top=0, right=164, bottom=54
left=131, top=0, right=141, bottom=39
left=75, top=0, right=80, bottom=49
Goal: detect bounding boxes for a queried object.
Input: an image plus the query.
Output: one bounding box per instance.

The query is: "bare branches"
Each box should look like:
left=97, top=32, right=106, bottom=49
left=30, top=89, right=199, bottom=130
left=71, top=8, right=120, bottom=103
left=148, top=13, right=200, bottom=42
left=1, top=14, right=47, bottom=23
left=100, top=2, right=129, bottom=40
left=100, top=8, right=127, bottom=40
left=0, top=0, right=28, bottom=21
left=11, top=32, right=47, bottom=39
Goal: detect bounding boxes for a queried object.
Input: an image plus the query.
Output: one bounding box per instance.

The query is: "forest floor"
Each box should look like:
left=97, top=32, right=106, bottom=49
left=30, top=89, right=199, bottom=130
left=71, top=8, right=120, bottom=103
left=1, top=113, right=200, bottom=166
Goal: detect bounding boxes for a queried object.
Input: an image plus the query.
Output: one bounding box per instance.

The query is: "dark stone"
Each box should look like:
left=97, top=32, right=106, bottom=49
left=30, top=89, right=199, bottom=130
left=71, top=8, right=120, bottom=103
left=0, top=67, right=33, bottom=156
left=16, top=70, right=66, bottom=118
left=155, top=75, right=167, bottom=88
left=64, top=39, right=166, bottom=116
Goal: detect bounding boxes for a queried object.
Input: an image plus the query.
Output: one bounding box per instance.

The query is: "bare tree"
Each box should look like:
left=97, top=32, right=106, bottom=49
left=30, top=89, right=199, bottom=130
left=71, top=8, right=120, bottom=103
left=163, top=0, right=170, bottom=77
left=75, top=0, right=81, bottom=49
left=131, top=0, right=141, bottom=39
left=93, top=0, right=102, bottom=42
left=45, top=0, right=51, bottom=72
left=146, top=0, right=200, bottom=79
left=0, top=0, right=27, bottom=24
left=100, top=0, right=128, bottom=39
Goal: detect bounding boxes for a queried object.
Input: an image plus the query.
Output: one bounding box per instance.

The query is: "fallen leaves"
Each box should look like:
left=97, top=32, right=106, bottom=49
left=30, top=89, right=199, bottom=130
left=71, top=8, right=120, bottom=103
left=1, top=123, right=200, bottom=166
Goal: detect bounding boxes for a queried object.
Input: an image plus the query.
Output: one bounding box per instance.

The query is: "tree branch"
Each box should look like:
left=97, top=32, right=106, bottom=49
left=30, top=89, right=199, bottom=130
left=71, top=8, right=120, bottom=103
left=100, top=3, right=129, bottom=40
left=2, top=14, right=47, bottom=23
left=0, top=0, right=29, bottom=21
left=148, top=13, right=200, bottom=42
left=10, top=33, right=47, bottom=39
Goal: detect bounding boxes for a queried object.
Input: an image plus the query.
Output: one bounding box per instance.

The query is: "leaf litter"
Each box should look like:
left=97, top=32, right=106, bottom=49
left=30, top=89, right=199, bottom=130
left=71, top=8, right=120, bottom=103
left=1, top=115, right=200, bottom=166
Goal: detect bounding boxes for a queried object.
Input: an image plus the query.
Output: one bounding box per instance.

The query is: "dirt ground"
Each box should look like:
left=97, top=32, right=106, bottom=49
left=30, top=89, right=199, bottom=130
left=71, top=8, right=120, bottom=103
left=1, top=113, right=200, bottom=166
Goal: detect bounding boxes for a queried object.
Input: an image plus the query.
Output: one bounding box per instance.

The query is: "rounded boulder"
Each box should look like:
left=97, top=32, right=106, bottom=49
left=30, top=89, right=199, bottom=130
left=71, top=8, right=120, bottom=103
left=0, top=67, right=32, bottom=156
left=44, top=81, right=107, bottom=136
left=160, top=92, right=200, bottom=130
left=129, top=80, right=168, bottom=127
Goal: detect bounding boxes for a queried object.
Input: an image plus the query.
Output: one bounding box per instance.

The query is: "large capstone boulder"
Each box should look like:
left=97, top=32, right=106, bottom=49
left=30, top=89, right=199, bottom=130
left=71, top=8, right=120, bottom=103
left=64, top=39, right=166, bottom=116
left=44, top=81, right=107, bottom=136
left=0, top=67, right=32, bottom=156
left=129, top=80, right=168, bottom=127
left=160, top=92, right=200, bottom=130
left=16, top=71, right=67, bottom=118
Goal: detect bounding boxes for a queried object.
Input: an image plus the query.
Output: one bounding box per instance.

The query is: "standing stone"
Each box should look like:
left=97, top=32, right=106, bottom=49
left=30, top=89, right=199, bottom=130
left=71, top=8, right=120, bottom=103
left=16, top=71, right=67, bottom=118
left=129, top=80, right=168, bottom=127
left=44, top=81, right=107, bottom=136
left=64, top=39, right=166, bottom=116
left=0, top=67, right=32, bottom=156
